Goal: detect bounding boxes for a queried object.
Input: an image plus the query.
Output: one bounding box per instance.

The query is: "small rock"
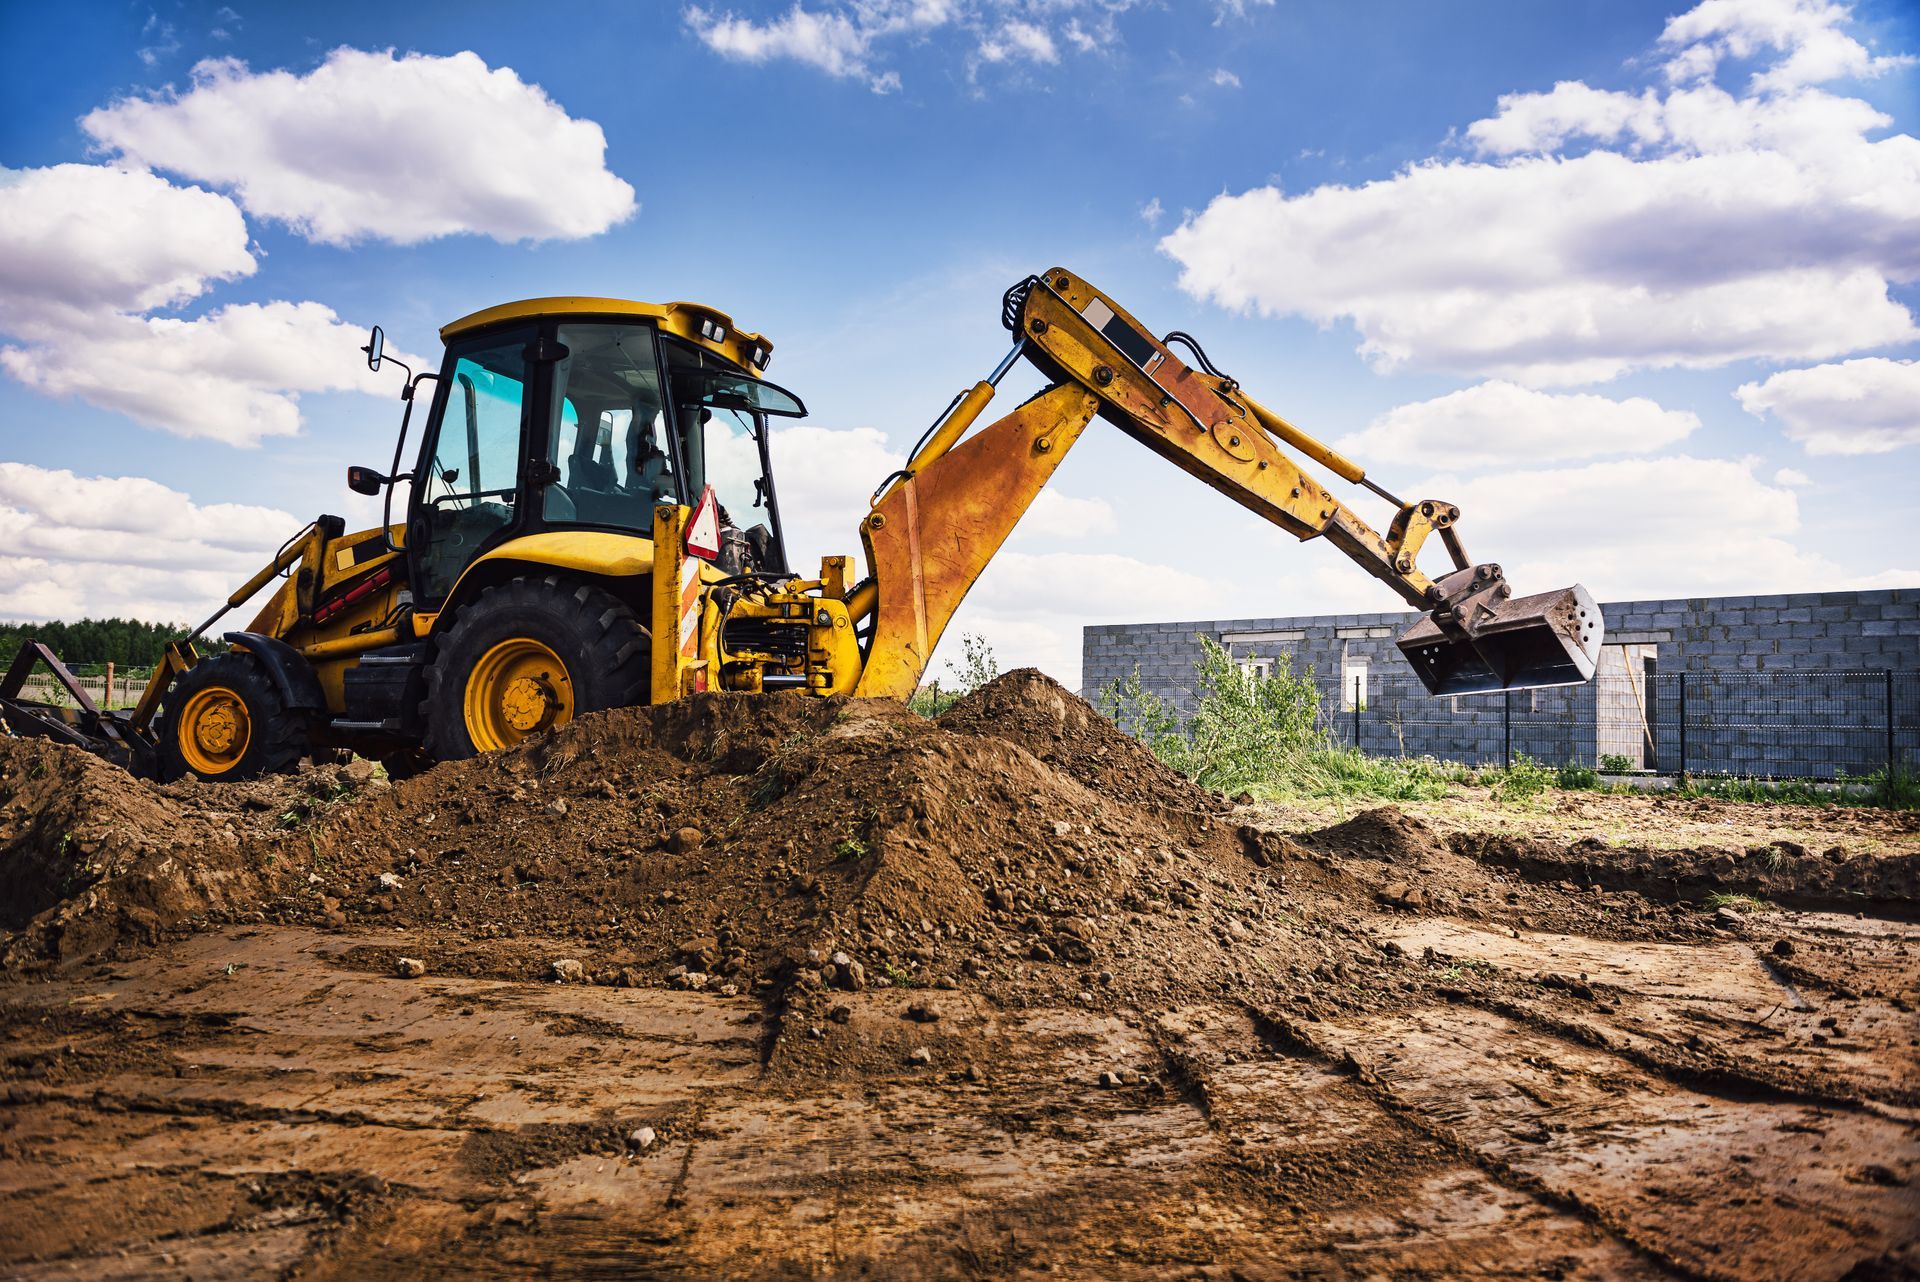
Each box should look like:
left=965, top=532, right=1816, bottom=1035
left=830, top=951, right=853, bottom=968
left=394, top=957, right=426, bottom=979
left=963, top=1063, right=985, bottom=1084
left=1097, top=1070, right=1128, bottom=1089
left=903, top=1001, right=940, bottom=1023
left=668, top=826, right=705, bottom=855
left=1713, top=906, right=1746, bottom=930
left=828, top=1003, right=853, bottom=1024
left=1771, top=939, right=1795, bottom=957
left=550, top=958, right=585, bottom=983
left=844, top=960, right=867, bottom=991
left=374, top=872, right=403, bottom=891
left=907, top=1046, right=934, bottom=1066
left=1051, top=821, right=1073, bottom=838
left=627, top=1126, right=657, bottom=1153
left=671, top=971, right=711, bottom=991
left=546, top=798, right=569, bottom=817
left=717, top=982, right=740, bottom=997
left=340, top=758, right=377, bottom=786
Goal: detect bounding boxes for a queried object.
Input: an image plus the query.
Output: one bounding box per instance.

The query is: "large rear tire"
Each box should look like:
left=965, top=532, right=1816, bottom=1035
left=158, top=652, right=307, bottom=783
left=423, top=575, right=650, bottom=761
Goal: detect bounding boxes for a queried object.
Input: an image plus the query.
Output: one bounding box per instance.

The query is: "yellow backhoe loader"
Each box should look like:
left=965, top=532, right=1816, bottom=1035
left=0, top=269, right=1604, bottom=781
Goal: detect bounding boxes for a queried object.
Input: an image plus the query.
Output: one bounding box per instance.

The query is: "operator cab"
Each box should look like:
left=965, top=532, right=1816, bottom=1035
left=398, top=300, right=804, bottom=606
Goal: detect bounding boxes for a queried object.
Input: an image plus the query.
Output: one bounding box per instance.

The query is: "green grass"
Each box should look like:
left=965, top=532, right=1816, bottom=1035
left=1705, top=891, right=1773, bottom=914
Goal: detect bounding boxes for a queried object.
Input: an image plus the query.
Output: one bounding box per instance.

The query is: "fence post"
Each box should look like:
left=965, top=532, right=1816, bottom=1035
left=1351, top=675, right=1361, bottom=749
left=1502, top=688, right=1512, bottom=768
left=1888, top=669, right=1898, bottom=803
left=1676, top=672, right=1688, bottom=777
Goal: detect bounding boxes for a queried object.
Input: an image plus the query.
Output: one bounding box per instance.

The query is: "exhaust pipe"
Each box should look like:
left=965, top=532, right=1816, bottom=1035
left=1397, top=566, right=1603, bottom=696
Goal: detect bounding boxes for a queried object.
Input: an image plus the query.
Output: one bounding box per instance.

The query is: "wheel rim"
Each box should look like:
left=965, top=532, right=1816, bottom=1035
left=178, top=686, right=252, bottom=776
left=464, top=638, right=574, bottom=752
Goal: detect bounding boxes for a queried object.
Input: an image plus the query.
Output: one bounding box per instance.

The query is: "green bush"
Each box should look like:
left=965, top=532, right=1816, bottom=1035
left=1599, top=753, right=1633, bottom=774
left=1487, top=754, right=1555, bottom=803
left=909, top=632, right=1000, bottom=717
left=1556, top=761, right=1601, bottom=790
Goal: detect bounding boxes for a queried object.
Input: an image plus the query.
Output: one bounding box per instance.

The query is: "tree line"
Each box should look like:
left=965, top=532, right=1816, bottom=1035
left=0, top=618, right=183, bottom=669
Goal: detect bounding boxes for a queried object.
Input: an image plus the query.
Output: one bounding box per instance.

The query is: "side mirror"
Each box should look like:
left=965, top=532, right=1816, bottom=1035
left=347, top=465, right=386, bottom=496
left=363, top=326, right=385, bottom=372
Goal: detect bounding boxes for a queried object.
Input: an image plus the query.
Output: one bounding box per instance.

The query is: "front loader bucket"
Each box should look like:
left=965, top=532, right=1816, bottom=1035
left=1397, top=584, right=1604, bottom=697
left=0, top=641, right=154, bottom=773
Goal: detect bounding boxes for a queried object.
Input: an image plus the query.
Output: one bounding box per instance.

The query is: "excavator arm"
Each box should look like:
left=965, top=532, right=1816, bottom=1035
left=846, top=267, right=1604, bottom=699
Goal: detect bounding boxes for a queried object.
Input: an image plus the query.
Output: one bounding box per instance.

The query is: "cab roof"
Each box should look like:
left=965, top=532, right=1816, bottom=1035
left=439, top=296, right=774, bottom=372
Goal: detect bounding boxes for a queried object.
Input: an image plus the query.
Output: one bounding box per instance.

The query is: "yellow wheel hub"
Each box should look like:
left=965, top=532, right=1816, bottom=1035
left=465, top=638, right=574, bottom=752
left=178, top=686, right=252, bottom=776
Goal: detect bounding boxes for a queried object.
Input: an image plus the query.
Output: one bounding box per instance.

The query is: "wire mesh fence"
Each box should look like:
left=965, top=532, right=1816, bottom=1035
left=1337, top=668, right=1917, bottom=780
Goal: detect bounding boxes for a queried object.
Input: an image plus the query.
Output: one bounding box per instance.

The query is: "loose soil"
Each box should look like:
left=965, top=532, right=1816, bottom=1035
left=1, top=669, right=1914, bottom=1280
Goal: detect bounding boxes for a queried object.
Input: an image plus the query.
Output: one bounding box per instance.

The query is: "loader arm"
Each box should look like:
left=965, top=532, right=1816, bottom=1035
left=848, top=268, right=1603, bottom=700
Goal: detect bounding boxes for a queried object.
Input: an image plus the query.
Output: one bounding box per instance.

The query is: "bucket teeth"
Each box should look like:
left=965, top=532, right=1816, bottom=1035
left=1398, top=583, right=1604, bottom=697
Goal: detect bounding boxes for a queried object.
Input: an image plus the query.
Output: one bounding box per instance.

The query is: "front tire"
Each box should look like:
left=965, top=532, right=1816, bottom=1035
left=423, top=575, right=650, bottom=761
left=158, top=652, right=307, bottom=783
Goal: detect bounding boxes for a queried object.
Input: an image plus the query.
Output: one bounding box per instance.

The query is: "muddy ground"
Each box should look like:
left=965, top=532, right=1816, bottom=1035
left=0, top=671, right=1914, bottom=1280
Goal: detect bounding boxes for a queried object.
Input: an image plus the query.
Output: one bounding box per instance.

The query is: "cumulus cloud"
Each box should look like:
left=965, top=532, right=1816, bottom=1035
left=2, top=302, right=419, bottom=447
left=1161, top=0, right=1920, bottom=385
left=1657, top=0, right=1914, bottom=91
left=82, top=48, right=636, bottom=245
left=1429, top=454, right=1917, bottom=600
left=1336, top=381, right=1700, bottom=469
left=0, top=464, right=297, bottom=623
left=0, top=164, right=253, bottom=327
left=1736, top=356, right=1920, bottom=453
left=0, top=161, right=423, bottom=446
left=1774, top=466, right=1812, bottom=485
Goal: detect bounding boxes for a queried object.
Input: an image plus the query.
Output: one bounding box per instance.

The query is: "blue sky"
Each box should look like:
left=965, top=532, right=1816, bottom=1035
left=1, top=0, right=1915, bottom=686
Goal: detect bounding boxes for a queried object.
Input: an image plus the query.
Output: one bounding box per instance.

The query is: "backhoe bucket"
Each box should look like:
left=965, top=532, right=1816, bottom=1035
left=1397, top=584, right=1604, bottom=697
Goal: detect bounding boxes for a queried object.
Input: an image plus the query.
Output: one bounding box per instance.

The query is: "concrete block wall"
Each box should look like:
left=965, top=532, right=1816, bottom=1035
left=1083, top=589, right=1919, bottom=777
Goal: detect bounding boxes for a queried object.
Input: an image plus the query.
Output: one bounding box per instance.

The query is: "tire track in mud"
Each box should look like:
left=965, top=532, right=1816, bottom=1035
left=1240, top=993, right=1919, bottom=1282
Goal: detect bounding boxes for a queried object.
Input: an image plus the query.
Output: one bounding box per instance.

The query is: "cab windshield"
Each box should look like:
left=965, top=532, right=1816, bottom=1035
left=661, top=336, right=790, bottom=572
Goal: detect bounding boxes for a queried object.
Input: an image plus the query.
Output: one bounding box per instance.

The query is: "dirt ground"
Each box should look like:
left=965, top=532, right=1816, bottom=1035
left=1, top=671, right=1914, bottom=1280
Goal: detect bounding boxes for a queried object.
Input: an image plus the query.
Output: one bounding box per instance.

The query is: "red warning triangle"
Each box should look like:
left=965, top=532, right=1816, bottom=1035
left=685, top=485, right=722, bottom=559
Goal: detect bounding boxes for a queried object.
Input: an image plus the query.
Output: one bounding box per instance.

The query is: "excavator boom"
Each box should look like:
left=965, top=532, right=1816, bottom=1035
left=850, top=268, right=1604, bottom=698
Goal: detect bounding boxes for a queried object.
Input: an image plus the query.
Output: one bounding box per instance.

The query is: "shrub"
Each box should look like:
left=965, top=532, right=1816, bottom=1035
left=1599, top=753, right=1633, bottom=774
left=1556, top=761, right=1600, bottom=790
left=1488, top=754, right=1555, bottom=803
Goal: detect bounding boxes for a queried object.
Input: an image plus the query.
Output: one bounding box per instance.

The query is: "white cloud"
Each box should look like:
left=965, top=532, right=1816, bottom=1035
left=979, top=19, right=1058, bottom=65
left=1210, top=68, right=1241, bottom=89
left=1428, top=454, right=1913, bottom=600
left=1336, top=380, right=1700, bottom=469
left=766, top=422, right=902, bottom=569
left=2, top=302, right=422, bottom=448
left=685, top=1, right=1140, bottom=92
left=0, top=464, right=297, bottom=623
left=1735, top=357, right=1920, bottom=453
left=0, top=161, right=422, bottom=447
left=0, top=164, right=253, bottom=327
left=1139, top=196, right=1164, bottom=227
left=1161, top=0, right=1920, bottom=385
left=1774, top=466, right=1812, bottom=485
left=1656, top=0, right=1914, bottom=91
left=686, top=0, right=955, bottom=92
left=82, top=48, right=636, bottom=245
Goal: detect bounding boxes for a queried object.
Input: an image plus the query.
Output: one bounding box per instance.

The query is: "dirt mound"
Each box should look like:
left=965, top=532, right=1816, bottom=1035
left=0, top=739, right=330, bottom=964
left=288, top=676, right=1366, bottom=1037
left=1302, top=806, right=1451, bottom=864
left=938, top=668, right=1220, bottom=815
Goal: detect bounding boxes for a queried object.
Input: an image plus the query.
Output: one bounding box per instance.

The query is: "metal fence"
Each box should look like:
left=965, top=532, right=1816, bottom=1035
left=1339, top=668, right=1917, bottom=780
left=7, top=663, right=154, bottom=711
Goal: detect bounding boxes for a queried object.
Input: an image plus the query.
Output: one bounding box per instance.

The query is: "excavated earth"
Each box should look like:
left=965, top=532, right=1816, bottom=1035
left=0, top=669, right=1915, bottom=1280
